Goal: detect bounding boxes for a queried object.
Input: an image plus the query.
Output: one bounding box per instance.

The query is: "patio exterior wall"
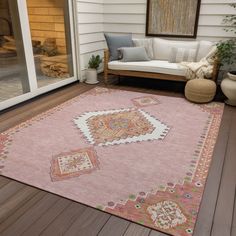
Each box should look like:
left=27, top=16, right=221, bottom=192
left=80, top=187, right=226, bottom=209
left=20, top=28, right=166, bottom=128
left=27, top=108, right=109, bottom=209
left=77, top=0, right=235, bottom=79
left=77, top=0, right=104, bottom=80
left=103, top=0, right=235, bottom=41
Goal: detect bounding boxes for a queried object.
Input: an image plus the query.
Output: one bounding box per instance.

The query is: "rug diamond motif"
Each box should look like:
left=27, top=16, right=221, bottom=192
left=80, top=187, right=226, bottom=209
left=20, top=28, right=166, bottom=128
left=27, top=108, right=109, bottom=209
left=74, top=108, right=170, bottom=146
left=132, top=96, right=160, bottom=107
left=50, top=148, right=99, bottom=181
left=147, top=200, right=187, bottom=230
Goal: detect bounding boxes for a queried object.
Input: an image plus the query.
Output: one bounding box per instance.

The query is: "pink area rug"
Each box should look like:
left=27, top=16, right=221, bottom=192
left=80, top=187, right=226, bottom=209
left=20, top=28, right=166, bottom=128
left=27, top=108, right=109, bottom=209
left=0, top=87, right=224, bottom=236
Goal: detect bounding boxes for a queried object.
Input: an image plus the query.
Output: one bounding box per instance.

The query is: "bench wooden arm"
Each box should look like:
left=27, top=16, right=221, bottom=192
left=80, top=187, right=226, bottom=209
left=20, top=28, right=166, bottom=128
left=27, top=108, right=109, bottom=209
left=104, top=49, right=109, bottom=84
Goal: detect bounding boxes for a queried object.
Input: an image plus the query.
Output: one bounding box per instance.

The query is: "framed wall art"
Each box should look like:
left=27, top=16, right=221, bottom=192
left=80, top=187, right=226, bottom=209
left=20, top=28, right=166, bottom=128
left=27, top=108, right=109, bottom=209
left=146, top=0, right=201, bottom=38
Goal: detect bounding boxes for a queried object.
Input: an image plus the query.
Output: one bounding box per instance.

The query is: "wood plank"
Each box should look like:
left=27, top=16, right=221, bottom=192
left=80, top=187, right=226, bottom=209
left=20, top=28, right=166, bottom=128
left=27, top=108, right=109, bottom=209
left=193, top=106, right=233, bottom=236
left=211, top=108, right=236, bottom=236
left=0, top=181, right=25, bottom=205
left=0, top=191, right=46, bottom=233
left=64, top=207, right=110, bottom=236
left=123, top=223, right=151, bottom=236
left=0, top=84, right=81, bottom=122
left=0, top=83, right=92, bottom=132
left=1, top=194, right=60, bottom=236
left=0, top=186, right=38, bottom=224
left=98, top=216, right=130, bottom=236
left=107, top=69, right=187, bottom=82
left=149, top=230, right=168, bottom=236
left=40, top=202, right=86, bottom=236
left=22, top=198, right=71, bottom=236
left=0, top=177, right=11, bottom=188
left=231, top=188, right=236, bottom=236
left=0, top=84, right=83, bottom=121
left=40, top=55, right=68, bottom=63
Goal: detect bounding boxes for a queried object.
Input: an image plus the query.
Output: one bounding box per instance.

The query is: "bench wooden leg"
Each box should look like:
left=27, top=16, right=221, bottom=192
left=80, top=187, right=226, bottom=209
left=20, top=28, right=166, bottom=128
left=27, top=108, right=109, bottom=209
left=104, top=70, right=109, bottom=85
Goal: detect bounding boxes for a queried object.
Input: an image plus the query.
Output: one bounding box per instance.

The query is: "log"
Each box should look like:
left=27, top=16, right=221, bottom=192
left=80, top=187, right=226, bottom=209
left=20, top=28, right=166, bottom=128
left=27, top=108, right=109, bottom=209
left=2, top=41, right=16, bottom=51
left=3, top=36, right=14, bottom=42
left=41, top=38, right=58, bottom=57
left=0, top=47, right=16, bottom=58
left=40, top=55, right=70, bottom=78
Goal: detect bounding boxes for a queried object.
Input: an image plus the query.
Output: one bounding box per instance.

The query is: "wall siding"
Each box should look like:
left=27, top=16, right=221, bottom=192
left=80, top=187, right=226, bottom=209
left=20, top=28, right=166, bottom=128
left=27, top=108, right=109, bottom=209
left=76, top=0, right=234, bottom=80
left=77, top=0, right=105, bottom=80
left=103, top=0, right=235, bottom=41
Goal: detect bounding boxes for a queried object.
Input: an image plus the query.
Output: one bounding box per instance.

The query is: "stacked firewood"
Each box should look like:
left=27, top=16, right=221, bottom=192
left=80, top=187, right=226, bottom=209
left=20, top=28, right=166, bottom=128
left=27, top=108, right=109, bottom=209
left=41, top=38, right=58, bottom=57
left=40, top=55, right=70, bottom=78
left=1, top=36, right=16, bottom=50
left=0, top=36, right=17, bottom=57
left=0, top=36, right=69, bottom=78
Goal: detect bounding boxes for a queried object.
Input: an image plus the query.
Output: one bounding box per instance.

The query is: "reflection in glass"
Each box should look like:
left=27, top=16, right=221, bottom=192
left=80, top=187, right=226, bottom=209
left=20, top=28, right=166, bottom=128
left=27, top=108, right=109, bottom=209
left=0, top=0, right=30, bottom=102
left=26, top=0, right=74, bottom=88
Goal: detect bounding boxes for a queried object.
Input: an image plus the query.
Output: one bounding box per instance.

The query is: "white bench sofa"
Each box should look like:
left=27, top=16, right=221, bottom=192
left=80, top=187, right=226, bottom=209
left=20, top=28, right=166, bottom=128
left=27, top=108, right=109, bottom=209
left=104, top=38, right=219, bottom=84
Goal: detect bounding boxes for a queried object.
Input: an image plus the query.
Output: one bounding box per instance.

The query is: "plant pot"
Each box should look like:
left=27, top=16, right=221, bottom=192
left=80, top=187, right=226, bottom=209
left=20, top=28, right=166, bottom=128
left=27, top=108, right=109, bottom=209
left=221, top=72, right=236, bottom=106
left=85, top=69, right=99, bottom=84
left=227, top=71, right=236, bottom=81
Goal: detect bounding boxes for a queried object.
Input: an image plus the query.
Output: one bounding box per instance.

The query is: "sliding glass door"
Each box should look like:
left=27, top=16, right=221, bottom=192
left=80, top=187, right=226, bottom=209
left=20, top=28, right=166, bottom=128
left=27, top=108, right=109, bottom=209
left=0, top=0, right=78, bottom=110
left=26, top=0, right=75, bottom=88
left=0, top=0, right=30, bottom=102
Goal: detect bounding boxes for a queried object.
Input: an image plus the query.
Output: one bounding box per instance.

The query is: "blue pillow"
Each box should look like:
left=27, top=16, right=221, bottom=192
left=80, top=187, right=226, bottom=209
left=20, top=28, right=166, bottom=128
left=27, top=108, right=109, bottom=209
left=104, top=33, right=133, bottom=61
left=118, top=47, right=150, bottom=62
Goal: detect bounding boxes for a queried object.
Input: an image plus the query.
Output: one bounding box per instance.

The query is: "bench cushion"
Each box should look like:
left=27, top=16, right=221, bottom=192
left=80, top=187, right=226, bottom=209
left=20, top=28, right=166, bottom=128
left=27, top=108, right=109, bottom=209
left=197, top=41, right=215, bottom=61
left=153, top=38, right=199, bottom=61
left=133, top=38, right=154, bottom=59
left=108, top=60, right=187, bottom=76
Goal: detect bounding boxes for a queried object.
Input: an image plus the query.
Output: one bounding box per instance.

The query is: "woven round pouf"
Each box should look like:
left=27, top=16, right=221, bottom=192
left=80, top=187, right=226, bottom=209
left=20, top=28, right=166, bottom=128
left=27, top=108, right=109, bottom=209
left=185, top=79, right=217, bottom=103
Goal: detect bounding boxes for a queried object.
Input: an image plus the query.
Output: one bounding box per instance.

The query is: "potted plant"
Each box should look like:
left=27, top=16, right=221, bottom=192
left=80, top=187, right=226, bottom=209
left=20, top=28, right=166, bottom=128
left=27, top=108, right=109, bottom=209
left=218, top=3, right=236, bottom=105
left=217, top=39, right=236, bottom=75
left=85, top=55, right=102, bottom=84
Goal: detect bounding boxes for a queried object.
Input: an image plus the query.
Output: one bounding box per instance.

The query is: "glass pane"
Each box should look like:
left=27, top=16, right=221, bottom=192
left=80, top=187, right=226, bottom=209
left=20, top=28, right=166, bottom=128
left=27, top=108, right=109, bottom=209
left=26, top=0, right=74, bottom=88
left=0, top=0, right=30, bottom=102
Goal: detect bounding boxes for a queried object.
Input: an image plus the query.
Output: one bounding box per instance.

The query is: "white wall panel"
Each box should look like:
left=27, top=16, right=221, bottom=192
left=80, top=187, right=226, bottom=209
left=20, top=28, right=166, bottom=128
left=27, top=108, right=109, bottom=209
left=78, top=13, right=103, bottom=24
left=77, top=0, right=105, bottom=80
left=77, top=2, right=103, bottom=13
left=103, top=0, right=235, bottom=41
left=76, top=0, right=235, bottom=80
left=79, top=23, right=103, bottom=34
left=79, top=32, right=104, bottom=44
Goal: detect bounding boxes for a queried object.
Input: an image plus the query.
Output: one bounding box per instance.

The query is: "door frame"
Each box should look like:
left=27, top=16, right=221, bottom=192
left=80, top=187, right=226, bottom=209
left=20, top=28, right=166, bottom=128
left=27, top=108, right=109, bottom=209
left=0, top=0, right=80, bottom=111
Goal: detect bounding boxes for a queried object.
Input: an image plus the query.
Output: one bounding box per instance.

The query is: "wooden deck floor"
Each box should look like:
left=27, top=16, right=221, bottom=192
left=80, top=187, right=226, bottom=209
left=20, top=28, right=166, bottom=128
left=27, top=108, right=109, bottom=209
left=0, top=77, right=235, bottom=236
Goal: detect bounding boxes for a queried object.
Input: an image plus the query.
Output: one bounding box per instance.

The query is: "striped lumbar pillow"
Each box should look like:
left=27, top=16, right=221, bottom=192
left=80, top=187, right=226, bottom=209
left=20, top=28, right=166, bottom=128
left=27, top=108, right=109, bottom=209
left=169, top=47, right=197, bottom=63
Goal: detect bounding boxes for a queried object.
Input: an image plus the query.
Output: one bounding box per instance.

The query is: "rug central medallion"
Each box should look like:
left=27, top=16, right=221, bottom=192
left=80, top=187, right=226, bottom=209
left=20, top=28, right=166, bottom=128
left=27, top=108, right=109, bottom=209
left=74, top=108, right=170, bottom=146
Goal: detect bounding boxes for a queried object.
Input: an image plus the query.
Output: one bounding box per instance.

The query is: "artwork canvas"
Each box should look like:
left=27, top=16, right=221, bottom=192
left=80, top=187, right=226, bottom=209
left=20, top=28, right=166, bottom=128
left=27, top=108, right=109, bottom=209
left=146, top=0, right=201, bottom=38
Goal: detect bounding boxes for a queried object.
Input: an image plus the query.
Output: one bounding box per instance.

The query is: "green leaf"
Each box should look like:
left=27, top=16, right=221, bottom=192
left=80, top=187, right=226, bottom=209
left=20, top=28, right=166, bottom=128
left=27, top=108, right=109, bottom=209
left=88, top=54, right=103, bottom=70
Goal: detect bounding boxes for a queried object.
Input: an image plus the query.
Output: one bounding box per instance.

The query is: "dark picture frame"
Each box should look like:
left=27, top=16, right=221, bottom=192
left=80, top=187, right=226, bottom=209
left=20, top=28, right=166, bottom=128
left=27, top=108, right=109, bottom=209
left=146, top=0, right=201, bottom=38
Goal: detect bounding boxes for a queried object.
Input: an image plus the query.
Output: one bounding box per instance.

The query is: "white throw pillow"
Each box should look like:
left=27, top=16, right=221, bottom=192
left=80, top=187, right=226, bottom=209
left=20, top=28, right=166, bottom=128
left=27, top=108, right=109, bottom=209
left=153, top=38, right=199, bottom=61
left=169, top=47, right=197, bottom=63
left=197, top=41, right=215, bottom=61
left=133, top=38, right=154, bottom=60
